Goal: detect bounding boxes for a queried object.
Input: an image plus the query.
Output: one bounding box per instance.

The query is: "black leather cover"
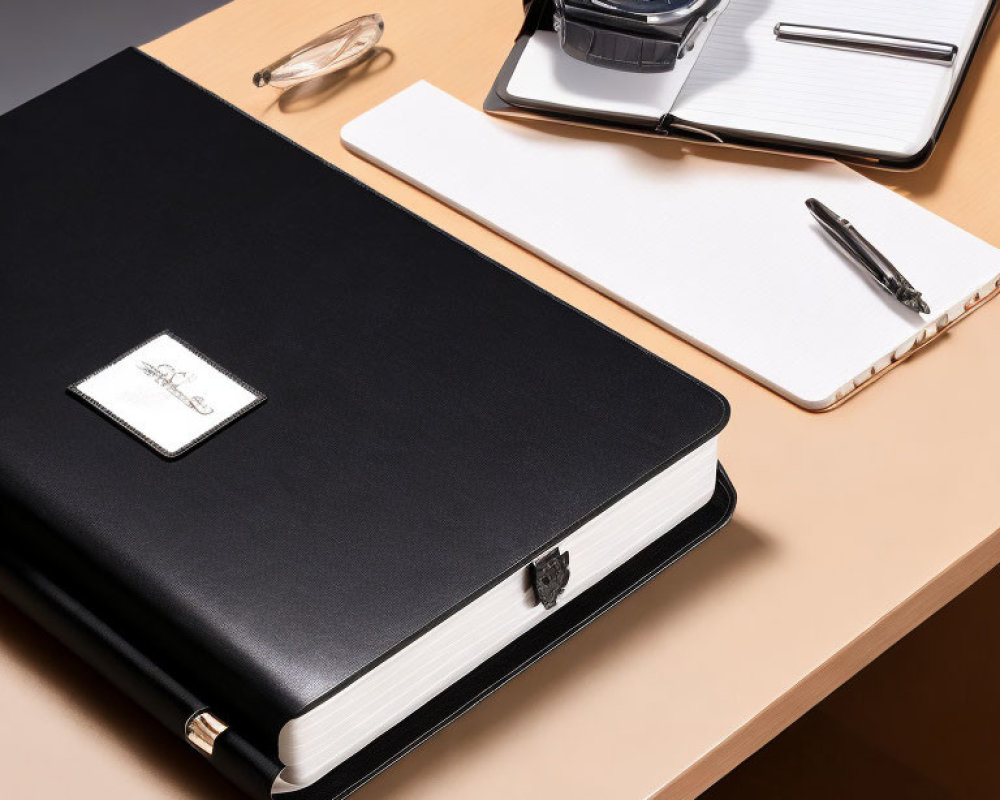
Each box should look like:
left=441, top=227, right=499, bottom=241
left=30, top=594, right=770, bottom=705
left=0, top=49, right=732, bottom=797
left=0, top=469, right=735, bottom=799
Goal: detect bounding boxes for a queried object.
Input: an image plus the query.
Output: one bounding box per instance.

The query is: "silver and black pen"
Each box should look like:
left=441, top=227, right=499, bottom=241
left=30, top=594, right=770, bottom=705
left=775, top=23, right=958, bottom=65
left=806, top=198, right=931, bottom=315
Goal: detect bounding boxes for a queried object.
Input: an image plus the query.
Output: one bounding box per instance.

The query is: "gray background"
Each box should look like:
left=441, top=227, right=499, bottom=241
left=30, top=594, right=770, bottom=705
left=0, top=0, right=226, bottom=115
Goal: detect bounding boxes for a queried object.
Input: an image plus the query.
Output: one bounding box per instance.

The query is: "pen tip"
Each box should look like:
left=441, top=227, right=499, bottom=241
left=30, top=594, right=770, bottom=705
left=902, top=294, right=931, bottom=315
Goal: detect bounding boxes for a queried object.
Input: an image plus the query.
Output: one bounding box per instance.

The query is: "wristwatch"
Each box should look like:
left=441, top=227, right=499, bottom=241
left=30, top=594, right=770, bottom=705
left=553, top=0, right=725, bottom=73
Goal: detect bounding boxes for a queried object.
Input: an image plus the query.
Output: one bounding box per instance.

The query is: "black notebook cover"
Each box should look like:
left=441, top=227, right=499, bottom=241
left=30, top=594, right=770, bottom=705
left=0, top=49, right=734, bottom=798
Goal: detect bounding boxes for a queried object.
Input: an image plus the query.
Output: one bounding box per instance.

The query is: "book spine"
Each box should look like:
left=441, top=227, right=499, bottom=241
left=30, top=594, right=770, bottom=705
left=0, top=548, right=280, bottom=798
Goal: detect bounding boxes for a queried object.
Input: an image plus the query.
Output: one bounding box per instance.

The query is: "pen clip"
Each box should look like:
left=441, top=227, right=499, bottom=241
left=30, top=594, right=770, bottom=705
left=830, top=220, right=900, bottom=292
left=810, top=209, right=891, bottom=291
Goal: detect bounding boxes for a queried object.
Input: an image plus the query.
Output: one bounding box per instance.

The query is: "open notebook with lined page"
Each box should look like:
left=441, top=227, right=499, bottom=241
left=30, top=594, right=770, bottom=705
left=500, top=0, right=993, bottom=162
left=343, top=81, right=1000, bottom=409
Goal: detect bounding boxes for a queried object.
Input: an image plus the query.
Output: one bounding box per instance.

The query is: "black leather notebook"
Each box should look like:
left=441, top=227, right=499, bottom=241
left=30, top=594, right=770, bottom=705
left=0, top=49, right=735, bottom=798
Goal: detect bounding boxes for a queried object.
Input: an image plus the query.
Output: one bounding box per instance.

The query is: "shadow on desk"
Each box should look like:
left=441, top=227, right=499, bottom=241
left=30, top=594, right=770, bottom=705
left=698, top=563, right=1000, bottom=800
left=864, top=11, right=1000, bottom=197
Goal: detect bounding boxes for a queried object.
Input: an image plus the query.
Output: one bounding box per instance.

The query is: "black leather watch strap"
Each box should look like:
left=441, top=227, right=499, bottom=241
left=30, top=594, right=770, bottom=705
left=561, top=17, right=682, bottom=72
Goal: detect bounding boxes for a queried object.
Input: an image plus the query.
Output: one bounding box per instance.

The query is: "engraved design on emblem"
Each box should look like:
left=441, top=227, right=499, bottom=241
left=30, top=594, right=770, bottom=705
left=531, top=548, right=571, bottom=610
left=137, top=361, right=215, bottom=415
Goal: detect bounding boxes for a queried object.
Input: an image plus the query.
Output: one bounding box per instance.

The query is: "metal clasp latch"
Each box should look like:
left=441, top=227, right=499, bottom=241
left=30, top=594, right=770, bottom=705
left=186, top=710, right=228, bottom=756
left=531, top=548, right=570, bottom=610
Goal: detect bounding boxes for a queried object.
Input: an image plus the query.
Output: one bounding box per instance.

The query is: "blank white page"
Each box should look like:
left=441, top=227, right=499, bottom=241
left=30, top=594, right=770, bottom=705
left=342, top=82, right=1000, bottom=409
left=672, top=0, right=990, bottom=159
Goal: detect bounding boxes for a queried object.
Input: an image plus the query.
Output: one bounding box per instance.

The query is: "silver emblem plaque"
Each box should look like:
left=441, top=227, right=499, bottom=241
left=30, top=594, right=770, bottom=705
left=69, top=331, right=265, bottom=458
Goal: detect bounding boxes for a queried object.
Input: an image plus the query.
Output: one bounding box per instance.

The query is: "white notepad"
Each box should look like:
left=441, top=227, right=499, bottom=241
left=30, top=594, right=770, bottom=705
left=342, top=82, right=1000, bottom=408
left=503, top=0, right=991, bottom=160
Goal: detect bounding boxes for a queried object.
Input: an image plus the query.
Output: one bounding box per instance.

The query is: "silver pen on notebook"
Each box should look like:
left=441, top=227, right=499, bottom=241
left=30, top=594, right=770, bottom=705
left=775, top=23, right=958, bottom=65
left=806, top=198, right=931, bottom=315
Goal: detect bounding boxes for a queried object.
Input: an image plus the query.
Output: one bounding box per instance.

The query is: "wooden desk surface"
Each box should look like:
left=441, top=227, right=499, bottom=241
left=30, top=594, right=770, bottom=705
left=3, top=2, right=1000, bottom=798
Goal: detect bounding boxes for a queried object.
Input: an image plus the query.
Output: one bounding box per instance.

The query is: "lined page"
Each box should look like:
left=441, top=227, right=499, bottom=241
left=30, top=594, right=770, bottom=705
left=673, top=0, right=990, bottom=159
left=343, top=82, right=1000, bottom=408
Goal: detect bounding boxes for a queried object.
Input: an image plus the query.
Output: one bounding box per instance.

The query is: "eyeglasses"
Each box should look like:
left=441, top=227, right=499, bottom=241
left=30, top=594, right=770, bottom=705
left=253, top=13, right=384, bottom=90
